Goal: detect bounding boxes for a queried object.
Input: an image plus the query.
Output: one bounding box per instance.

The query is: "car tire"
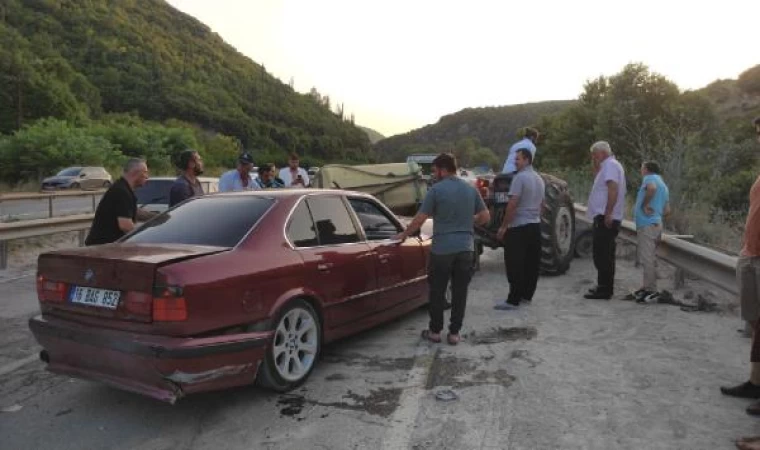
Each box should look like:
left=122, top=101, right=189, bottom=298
left=70, top=182, right=80, bottom=190
left=472, top=242, right=482, bottom=272
left=102, top=181, right=111, bottom=189
left=256, top=299, right=321, bottom=392
left=539, top=174, right=576, bottom=275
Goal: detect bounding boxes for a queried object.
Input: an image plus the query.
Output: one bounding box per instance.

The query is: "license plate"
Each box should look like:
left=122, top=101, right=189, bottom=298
left=69, top=286, right=121, bottom=309
left=495, top=192, right=510, bottom=203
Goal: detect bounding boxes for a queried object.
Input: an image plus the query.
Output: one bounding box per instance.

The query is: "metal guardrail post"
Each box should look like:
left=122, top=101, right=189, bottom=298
left=48, top=196, right=53, bottom=218
left=674, top=268, right=685, bottom=289
left=0, top=240, right=6, bottom=270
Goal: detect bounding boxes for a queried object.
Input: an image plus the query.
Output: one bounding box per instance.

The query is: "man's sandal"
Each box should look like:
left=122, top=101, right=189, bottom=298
left=421, top=329, right=441, bottom=343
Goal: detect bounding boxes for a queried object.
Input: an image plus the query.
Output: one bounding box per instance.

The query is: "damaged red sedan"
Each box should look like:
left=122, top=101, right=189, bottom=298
left=29, top=190, right=431, bottom=403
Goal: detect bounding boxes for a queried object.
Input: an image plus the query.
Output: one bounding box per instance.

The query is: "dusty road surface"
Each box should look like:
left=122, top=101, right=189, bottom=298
left=0, top=248, right=756, bottom=450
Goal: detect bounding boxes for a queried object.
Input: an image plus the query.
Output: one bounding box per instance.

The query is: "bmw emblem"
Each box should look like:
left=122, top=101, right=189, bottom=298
left=84, top=269, right=94, bottom=283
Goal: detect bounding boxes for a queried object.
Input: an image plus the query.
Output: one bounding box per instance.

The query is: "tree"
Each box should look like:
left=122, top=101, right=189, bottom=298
left=738, top=64, right=760, bottom=95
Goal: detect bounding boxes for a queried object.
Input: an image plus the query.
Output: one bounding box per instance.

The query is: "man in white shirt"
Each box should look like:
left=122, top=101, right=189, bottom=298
left=279, top=153, right=310, bottom=188
left=218, top=152, right=258, bottom=192
left=584, top=141, right=627, bottom=300
left=501, top=127, right=539, bottom=174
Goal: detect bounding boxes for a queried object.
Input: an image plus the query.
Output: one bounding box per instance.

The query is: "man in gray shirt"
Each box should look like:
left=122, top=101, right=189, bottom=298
left=169, top=149, right=205, bottom=207
left=496, top=148, right=545, bottom=308
left=394, top=153, right=490, bottom=345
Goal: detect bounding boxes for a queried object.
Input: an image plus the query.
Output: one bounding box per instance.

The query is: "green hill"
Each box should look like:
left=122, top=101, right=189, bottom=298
left=0, top=0, right=370, bottom=163
left=697, top=70, right=760, bottom=124
left=358, top=125, right=385, bottom=144
left=374, top=100, right=575, bottom=162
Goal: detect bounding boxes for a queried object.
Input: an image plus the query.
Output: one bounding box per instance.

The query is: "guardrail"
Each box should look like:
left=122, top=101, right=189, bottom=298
left=0, top=190, right=105, bottom=221
left=574, top=204, right=738, bottom=296
left=0, top=214, right=93, bottom=269
left=0, top=203, right=742, bottom=297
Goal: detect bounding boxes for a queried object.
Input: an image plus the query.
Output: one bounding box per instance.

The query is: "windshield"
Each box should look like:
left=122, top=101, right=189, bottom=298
left=124, top=196, right=275, bottom=247
left=417, top=163, right=433, bottom=176
left=471, top=166, right=492, bottom=175
left=135, top=179, right=174, bottom=205
left=56, top=168, right=81, bottom=177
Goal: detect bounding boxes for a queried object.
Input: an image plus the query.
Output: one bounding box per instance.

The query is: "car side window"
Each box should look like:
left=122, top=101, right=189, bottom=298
left=287, top=201, right=319, bottom=248
left=348, top=199, right=401, bottom=241
left=306, top=196, right=360, bottom=246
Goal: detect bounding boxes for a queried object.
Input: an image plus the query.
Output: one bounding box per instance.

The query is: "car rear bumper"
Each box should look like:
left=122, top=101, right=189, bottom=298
left=29, top=315, right=272, bottom=403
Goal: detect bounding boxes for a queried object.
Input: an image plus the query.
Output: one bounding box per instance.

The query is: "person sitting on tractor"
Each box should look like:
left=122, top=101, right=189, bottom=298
left=502, top=127, right=539, bottom=174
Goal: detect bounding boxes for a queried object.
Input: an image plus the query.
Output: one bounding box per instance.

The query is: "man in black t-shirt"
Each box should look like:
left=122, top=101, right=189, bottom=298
left=85, top=158, right=153, bottom=246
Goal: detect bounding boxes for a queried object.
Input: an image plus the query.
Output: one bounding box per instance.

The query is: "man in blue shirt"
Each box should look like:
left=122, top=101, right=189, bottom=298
left=502, top=127, right=539, bottom=174
left=394, top=153, right=490, bottom=345
left=632, top=161, right=670, bottom=302
left=219, top=152, right=257, bottom=192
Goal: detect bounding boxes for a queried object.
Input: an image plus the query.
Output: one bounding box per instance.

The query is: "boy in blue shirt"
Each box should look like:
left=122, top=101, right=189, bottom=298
left=633, top=161, right=670, bottom=302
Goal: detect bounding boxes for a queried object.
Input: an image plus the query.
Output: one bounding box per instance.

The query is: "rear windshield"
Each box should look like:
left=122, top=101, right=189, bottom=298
left=135, top=179, right=174, bottom=205
left=124, top=196, right=275, bottom=247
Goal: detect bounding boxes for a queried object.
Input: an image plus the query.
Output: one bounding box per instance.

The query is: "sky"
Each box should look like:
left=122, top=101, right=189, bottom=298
left=166, top=0, right=758, bottom=137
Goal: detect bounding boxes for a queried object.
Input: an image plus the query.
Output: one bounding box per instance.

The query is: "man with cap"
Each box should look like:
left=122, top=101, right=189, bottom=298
left=219, top=152, right=258, bottom=192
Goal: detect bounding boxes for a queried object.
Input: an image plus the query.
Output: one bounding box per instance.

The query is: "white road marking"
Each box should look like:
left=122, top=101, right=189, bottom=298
left=381, top=344, right=436, bottom=450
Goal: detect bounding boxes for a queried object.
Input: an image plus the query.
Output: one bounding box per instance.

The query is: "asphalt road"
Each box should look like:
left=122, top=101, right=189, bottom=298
left=0, top=194, right=102, bottom=222
left=0, top=249, right=756, bottom=449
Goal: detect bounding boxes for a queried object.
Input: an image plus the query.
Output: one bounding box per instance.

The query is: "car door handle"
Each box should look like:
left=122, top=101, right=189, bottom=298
left=317, top=263, right=334, bottom=271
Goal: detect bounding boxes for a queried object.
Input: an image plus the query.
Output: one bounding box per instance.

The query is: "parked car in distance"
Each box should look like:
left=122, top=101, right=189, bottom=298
left=136, top=176, right=219, bottom=214
left=41, top=167, right=112, bottom=191
left=307, top=166, right=320, bottom=182
left=29, top=189, right=432, bottom=403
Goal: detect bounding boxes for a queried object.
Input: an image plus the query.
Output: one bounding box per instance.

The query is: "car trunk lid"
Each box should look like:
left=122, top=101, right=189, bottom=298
left=37, top=243, right=228, bottom=323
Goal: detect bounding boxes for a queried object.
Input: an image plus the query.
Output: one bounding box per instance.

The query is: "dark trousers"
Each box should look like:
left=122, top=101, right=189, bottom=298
left=428, top=251, right=473, bottom=334
left=752, top=319, right=760, bottom=363
left=592, top=215, right=621, bottom=293
left=503, top=223, right=541, bottom=303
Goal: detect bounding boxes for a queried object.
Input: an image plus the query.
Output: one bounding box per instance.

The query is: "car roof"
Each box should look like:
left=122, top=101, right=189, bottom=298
left=210, top=188, right=377, bottom=200
left=147, top=176, right=219, bottom=182
left=407, top=154, right=436, bottom=162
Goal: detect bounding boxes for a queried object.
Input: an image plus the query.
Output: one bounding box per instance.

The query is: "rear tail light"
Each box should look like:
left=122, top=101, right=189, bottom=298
left=124, top=293, right=152, bottom=317
left=152, top=286, right=187, bottom=321
left=475, top=179, right=490, bottom=199
left=37, top=275, right=67, bottom=303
